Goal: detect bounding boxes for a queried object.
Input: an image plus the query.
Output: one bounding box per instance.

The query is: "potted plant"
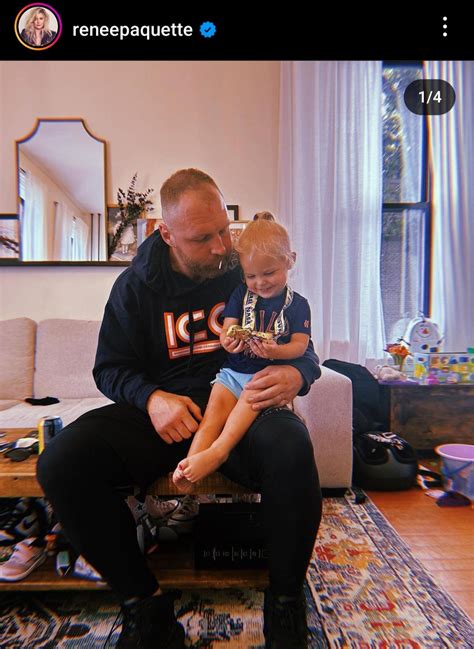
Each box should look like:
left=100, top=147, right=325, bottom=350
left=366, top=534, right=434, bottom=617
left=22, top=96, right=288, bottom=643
left=385, top=342, right=411, bottom=372
left=109, top=173, right=154, bottom=257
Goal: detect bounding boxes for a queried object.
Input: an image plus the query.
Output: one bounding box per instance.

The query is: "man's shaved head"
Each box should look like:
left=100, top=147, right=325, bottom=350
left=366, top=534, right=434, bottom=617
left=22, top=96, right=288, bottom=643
left=160, top=168, right=223, bottom=226
left=158, top=168, right=232, bottom=282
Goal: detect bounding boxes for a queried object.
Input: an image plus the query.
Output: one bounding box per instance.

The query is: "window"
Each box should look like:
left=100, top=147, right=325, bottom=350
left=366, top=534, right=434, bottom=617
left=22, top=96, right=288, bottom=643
left=19, top=168, right=26, bottom=223
left=381, top=63, right=431, bottom=341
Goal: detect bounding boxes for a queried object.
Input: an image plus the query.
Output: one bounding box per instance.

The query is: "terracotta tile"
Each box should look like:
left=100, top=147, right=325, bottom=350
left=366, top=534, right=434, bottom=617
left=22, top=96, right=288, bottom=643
left=419, top=558, right=474, bottom=571
left=446, top=590, right=474, bottom=620
left=401, top=534, right=472, bottom=551
left=410, top=546, right=474, bottom=560
left=423, top=569, right=474, bottom=590
left=367, top=487, right=474, bottom=616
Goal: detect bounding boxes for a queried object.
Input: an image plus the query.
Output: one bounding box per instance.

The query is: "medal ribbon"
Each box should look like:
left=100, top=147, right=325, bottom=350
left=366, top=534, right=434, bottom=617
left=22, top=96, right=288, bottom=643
left=241, top=286, right=293, bottom=338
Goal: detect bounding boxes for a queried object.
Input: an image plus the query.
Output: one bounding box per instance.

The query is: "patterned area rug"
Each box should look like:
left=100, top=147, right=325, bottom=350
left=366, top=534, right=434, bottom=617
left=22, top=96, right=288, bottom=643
left=0, top=491, right=472, bottom=648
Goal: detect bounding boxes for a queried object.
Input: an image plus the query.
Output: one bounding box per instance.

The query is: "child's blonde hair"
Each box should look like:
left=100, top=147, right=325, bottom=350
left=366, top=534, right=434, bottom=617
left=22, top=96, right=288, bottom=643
left=235, top=212, right=293, bottom=264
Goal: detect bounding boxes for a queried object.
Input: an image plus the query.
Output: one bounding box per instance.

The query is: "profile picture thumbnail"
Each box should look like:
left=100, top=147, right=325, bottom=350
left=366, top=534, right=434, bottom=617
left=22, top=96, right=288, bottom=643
left=15, top=4, right=62, bottom=50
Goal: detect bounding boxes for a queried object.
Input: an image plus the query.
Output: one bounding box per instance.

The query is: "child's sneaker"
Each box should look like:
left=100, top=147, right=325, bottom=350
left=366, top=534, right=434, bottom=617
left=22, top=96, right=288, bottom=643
left=0, top=538, right=47, bottom=581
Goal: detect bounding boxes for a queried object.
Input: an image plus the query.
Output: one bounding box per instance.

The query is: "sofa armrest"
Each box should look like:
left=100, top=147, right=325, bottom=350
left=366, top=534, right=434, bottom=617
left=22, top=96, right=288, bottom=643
left=295, top=366, right=353, bottom=488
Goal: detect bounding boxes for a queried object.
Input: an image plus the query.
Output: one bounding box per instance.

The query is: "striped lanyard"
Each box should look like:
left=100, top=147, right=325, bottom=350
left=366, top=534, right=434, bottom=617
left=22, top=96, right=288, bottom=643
left=241, top=286, right=293, bottom=338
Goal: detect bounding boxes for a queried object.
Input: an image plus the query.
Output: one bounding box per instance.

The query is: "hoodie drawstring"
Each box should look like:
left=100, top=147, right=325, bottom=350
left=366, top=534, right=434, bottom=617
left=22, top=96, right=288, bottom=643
left=187, top=306, right=195, bottom=374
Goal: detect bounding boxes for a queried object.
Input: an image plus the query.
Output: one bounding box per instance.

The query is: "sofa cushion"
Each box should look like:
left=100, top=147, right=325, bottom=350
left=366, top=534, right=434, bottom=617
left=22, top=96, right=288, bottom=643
left=0, top=397, right=112, bottom=428
left=0, top=399, right=22, bottom=412
left=0, top=318, right=36, bottom=400
left=34, top=319, right=103, bottom=398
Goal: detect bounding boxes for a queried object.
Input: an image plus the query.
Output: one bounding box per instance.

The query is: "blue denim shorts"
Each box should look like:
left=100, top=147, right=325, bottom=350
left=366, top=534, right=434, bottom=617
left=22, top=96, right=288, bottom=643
left=212, top=367, right=255, bottom=399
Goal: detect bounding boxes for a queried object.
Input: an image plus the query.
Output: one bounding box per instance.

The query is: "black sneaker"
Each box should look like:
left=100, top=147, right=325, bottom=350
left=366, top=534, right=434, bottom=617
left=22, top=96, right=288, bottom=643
left=115, top=590, right=185, bottom=649
left=0, top=498, right=50, bottom=546
left=263, top=588, right=308, bottom=649
left=0, top=499, right=20, bottom=528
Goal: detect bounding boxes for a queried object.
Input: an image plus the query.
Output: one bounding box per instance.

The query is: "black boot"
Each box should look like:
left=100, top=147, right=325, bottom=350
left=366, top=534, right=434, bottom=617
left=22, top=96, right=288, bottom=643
left=263, top=588, right=308, bottom=649
left=116, top=590, right=185, bottom=649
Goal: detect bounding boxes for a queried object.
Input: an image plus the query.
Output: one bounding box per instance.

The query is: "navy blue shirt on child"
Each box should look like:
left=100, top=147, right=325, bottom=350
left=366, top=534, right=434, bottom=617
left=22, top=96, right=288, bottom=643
left=222, top=283, right=311, bottom=374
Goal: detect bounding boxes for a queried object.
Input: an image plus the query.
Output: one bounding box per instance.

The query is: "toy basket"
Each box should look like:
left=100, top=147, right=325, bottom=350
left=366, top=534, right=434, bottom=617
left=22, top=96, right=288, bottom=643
left=435, top=443, right=474, bottom=500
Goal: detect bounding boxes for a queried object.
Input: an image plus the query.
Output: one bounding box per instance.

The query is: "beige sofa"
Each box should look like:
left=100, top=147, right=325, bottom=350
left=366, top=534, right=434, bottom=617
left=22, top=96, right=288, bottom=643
left=0, top=317, right=353, bottom=488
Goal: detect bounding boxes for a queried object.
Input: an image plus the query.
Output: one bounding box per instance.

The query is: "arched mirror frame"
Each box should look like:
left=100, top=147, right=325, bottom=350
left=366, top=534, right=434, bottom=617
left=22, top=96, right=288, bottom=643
left=0, top=118, right=127, bottom=266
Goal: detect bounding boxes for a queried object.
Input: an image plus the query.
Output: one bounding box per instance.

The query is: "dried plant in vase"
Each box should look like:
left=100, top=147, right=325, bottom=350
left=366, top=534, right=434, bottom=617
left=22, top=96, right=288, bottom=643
left=0, top=235, right=19, bottom=255
left=109, top=173, right=154, bottom=257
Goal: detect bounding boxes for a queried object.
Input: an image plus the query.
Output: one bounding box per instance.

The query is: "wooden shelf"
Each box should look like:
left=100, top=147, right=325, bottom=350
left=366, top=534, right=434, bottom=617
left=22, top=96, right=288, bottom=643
left=0, top=537, right=268, bottom=591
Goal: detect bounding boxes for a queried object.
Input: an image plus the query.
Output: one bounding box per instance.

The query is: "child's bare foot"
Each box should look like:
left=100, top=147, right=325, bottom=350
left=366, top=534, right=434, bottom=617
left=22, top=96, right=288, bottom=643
left=181, top=447, right=227, bottom=483
left=172, top=464, right=196, bottom=494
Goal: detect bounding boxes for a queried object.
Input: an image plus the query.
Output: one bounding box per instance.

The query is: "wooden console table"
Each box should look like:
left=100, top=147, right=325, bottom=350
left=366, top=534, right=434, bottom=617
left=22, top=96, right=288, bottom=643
left=0, top=429, right=267, bottom=591
left=379, top=382, right=474, bottom=450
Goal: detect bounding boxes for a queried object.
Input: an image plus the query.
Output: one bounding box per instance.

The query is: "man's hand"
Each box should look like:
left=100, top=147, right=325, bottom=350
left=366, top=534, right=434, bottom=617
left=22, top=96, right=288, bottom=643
left=146, top=390, right=202, bottom=444
left=244, top=365, right=303, bottom=410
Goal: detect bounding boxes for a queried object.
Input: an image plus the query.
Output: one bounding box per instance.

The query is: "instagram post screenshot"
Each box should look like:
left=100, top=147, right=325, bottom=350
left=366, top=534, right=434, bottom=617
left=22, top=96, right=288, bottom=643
left=0, top=3, right=472, bottom=647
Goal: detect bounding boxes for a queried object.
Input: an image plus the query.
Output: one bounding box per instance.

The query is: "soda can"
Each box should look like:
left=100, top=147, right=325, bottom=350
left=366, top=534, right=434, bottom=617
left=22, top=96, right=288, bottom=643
left=38, top=416, right=63, bottom=453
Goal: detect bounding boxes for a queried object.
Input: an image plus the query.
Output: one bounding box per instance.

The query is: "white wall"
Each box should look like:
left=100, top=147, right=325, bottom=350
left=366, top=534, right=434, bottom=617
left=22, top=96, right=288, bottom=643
left=0, top=61, right=280, bottom=320
left=0, top=266, right=121, bottom=321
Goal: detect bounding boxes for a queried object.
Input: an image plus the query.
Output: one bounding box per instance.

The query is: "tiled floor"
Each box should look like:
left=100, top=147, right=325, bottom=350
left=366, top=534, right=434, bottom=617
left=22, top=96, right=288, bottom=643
left=367, top=485, right=474, bottom=620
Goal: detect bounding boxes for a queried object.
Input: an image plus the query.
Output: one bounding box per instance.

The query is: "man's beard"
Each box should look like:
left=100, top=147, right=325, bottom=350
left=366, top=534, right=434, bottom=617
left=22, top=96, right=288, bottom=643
left=177, top=250, right=233, bottom=283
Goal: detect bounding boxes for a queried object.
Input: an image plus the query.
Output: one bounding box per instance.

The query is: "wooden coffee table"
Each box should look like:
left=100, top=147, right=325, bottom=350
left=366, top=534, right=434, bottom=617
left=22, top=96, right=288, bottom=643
left=0, top=429, right=252, bottom=497
left=0, top=428, right=267, bottom=590
left=0, top=428, right=42, bottom=497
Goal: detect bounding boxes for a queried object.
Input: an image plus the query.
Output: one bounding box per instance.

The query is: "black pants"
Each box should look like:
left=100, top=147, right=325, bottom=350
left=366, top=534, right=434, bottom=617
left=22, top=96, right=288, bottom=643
left=37, top=403, right=322, bottom=601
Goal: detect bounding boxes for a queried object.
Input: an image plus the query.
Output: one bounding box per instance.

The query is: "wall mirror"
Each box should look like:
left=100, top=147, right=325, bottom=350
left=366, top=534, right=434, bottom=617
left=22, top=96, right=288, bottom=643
left=15, top=118, right=108, bottom=262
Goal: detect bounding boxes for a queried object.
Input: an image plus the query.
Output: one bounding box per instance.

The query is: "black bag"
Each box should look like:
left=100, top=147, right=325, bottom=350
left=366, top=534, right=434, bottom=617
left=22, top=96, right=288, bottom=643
left=352, top=431, right=418, bottom=490
left=323, top=359, right=425, bottom=492
left=322, top=359, right=386, bottom=435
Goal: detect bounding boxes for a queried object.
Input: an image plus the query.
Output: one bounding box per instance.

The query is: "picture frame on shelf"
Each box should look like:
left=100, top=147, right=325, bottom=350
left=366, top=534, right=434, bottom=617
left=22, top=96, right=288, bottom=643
left=107, top=205, right=139, bottom=262
left=229, top=220, right=248, bottom=245
left=227, top=205, right=239, bottom=221
left=137, top=218, right=163, bottom=246
left=0, top=215, right=20, bottom=259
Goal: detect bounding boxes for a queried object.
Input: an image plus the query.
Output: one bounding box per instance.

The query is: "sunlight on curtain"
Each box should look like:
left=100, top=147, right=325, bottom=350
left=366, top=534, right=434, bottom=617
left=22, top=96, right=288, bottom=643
left=278, top=61, right=386, bottom=364
left=72, top=216, right=90, bottom=260
left=54, top=204, right=90, bottom=260
left=53, top=202, right=72, bottom=260
left=22, top=172, right=47, bottom=260
left=425, top=61, right=474, bottom=350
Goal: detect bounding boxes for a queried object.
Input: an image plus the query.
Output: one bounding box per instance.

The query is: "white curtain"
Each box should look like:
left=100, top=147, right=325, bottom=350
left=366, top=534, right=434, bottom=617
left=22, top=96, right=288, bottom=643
left=278, top=61, right=385, bottom=364
left=22, top=172, right=47, bottom=260
left=53, top=202, right=72, bottom=260
left=425, top=61, right=474, bottom=351
left=54, top=204, right=90, bottom=261
left=72, top=216, right=90, bottom=261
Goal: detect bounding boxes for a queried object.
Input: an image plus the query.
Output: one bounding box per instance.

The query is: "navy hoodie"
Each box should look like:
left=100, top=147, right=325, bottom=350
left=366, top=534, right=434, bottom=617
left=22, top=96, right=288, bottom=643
left=93, top=231, right=321, bottom=412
